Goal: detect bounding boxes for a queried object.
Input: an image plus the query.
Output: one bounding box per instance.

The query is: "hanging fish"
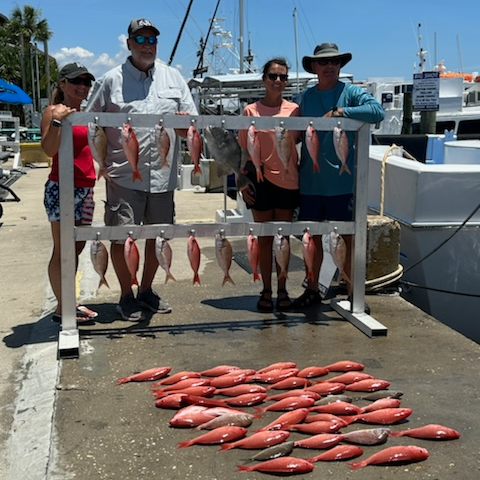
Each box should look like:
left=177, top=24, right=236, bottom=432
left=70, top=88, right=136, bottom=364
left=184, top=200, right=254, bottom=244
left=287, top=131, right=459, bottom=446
left=124, top=236, right=140, bottom=286
left=273, top=232, right=290, bottom=280
left=302, top=230, right=316, bottom=282
left=247, top=124, right=263, bottom=182
left=215, top=232, right=235, bottom=286
left=247, top=231, right=260, bottom=282
left=274, top=125, right=296, bottom=175
left=187, top=232, right=201, bottom=285
left=121, top=123, right=142, bottom=182
left=90, top=239, right=109, bottom=289
left=87, top=122, right=110, bottom=180
left=305, top=124, right=320, bottom=172
left=329, top=230, right=351, bottom=285
left=155, top=236, right=176, bottom=284
left=155, top=124, right=171, bottom=168
left=187, top=124, right=203, bottom=175
left=333, top=124, right=351, bottom=175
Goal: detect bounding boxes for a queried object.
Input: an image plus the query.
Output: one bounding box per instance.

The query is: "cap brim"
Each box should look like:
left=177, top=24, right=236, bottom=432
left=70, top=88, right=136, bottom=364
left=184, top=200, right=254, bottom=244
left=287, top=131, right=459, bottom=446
left=64, top=72, right=95, bottom=81
left=302, top=53, right=352, bottom=73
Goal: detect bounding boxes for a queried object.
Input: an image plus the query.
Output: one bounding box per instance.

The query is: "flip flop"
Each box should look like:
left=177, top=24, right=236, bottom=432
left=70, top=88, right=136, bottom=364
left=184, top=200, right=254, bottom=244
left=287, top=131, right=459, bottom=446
left=76, top=305, right=98, bottom=318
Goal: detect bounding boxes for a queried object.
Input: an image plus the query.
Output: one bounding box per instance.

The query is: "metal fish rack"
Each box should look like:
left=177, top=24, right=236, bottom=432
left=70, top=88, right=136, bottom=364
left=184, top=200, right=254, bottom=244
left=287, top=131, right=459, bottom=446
left=57, top=113, right=386, bottom=358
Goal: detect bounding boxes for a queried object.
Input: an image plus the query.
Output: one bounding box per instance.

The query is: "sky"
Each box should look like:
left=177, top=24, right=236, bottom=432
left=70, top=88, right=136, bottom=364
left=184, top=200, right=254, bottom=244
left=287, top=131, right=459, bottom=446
left=3, top=0, right=480, bottom=82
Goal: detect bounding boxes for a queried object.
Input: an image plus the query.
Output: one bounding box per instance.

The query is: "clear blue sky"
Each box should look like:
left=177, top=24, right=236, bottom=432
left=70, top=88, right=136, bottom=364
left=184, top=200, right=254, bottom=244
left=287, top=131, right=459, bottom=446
left=4, top=0, right=480, bottom=82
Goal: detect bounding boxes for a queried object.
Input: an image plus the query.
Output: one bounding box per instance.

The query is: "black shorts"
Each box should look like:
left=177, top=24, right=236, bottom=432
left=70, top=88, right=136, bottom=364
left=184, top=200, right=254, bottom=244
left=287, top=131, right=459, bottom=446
left=244, top=161, right=299, bottom=211
left=298, top=193, right=354, bottom=221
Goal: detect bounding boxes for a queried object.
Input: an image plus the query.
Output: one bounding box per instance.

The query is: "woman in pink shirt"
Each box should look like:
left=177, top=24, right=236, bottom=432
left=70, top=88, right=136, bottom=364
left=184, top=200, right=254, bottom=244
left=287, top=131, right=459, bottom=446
left=238, top=58, right=300, bottom=312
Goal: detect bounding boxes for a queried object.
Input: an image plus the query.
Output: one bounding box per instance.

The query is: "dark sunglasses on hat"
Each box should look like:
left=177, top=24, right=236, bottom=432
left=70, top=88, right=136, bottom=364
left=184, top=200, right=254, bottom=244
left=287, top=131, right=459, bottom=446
left=267, top=73, right=288, bottom=82
left=132, top=35, right=158, bottom=45
left=67, top=77, right=92, bottom=87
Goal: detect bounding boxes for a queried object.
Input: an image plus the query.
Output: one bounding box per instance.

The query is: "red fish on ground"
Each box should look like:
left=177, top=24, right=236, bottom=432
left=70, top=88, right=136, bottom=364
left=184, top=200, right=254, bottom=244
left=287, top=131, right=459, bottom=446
left=223, top=392, right=267, bottom=407
left=209, top=372, right=249, bottom=389
left=117, top=366, right=171, bottom=384
left=237, top=456, right=314, bottom=474
left=186, top=124, right=202, bottom=175
left=124, top=236, right=140, bottom=287
left=266, top=376, right=312, bottom=390
left=121, top=123, right=142, bottom=181
left=252, top=368, right=300, bottom=383
left=305, top=124, right=320, bottom=172
left=326, top=371, right=373, bottom=384
left=177, top=426, right=248, bottom=448
left=307, top=381, right=346, bottom=395
left=153, top=386, right=216, bottom=400
left=306, top=445, right=363, bottom=462
left=345, top=378, right=391, bottom=392
left=293, top=433, right=344, bottom=449
left=257, top=408, right=310, bottom=432
left=220, top=430, right=290, bottom=450
left=247, top=232, right=260, bottom=282
left=297, top=365, right=329, bottom=378
left=351, top=407, right=413, bottom=425
left=389, top=424, right=460, bottom=440
left=322, top=360, right=365, bottom=372
left=310, top=401, right=362, bottom=416
left=360, top=398, right=401, bottom=413
left=153, top=371, right=201, bottom=386
left=266, top=389, right=321, bottom=402
left=341, top=427, right=391, bottom=445
left=187, top=233, right=201, bottom=285
left=196, top=413, right=254, bottom=430
left=200, top=365, right=241, bottom=377
left=154, top=393, right=187, bottom=409
left=349, top=445, right=429, bottom=469
left=169, top=411, right=216, bottom=428
left=155, top=378, right=210, bottom=392
left=288, top=420, right=342, bottom=435
left=255, top=395, right=315, bottom=414
left=215, top=384, right=266, bottom=397
left=256, top=361, right=297, bottom=373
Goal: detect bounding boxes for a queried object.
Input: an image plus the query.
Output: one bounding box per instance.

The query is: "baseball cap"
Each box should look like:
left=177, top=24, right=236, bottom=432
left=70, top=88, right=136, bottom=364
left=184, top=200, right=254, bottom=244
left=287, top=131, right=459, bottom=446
left=59, top=62, right=95, bottom=81
left=128, top=18, right=160, bottom=36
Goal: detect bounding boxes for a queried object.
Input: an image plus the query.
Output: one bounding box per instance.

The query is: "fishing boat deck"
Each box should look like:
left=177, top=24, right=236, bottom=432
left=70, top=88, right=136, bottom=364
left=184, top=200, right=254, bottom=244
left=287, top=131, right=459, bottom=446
left=1, top=163, right=479, bottom=479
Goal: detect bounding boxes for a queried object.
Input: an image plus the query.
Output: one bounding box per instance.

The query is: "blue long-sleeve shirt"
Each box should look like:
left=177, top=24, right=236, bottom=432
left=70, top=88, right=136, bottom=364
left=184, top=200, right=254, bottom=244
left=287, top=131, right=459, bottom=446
left=299, top=81, right=384, bottom=196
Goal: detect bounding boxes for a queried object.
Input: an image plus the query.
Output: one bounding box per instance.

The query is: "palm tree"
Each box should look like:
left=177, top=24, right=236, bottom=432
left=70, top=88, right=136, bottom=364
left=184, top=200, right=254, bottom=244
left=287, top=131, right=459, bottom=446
left=8, top=5, right=53, bottom=108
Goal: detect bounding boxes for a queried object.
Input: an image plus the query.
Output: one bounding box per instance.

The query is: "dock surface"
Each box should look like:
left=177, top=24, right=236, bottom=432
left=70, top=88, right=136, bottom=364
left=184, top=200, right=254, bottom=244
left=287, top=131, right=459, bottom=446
left=1, top=163, right=479, bottom=479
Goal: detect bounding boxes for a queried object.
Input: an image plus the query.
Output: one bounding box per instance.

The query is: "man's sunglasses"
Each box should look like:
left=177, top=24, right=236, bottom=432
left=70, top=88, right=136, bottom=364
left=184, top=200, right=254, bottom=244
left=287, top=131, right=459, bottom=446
left=267, top=73, right=288, bottom=82
left=316, top=58, right=341, bottom=66
left=132, top=35, right=158, bottom=45
left=67, top=77, right=92, bottom=87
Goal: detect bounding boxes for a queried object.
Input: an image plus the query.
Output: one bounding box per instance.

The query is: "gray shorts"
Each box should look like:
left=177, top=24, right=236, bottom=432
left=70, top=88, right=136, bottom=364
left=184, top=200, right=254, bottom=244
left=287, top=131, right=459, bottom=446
left=104, top=182, right=174, bottom=235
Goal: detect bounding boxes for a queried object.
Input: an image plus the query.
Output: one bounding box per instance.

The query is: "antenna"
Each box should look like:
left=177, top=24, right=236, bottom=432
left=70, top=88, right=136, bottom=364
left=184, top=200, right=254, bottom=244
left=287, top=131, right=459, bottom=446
left=456, top=34, right=464, bottom=72
left=416, top=23, right=427, bottom=73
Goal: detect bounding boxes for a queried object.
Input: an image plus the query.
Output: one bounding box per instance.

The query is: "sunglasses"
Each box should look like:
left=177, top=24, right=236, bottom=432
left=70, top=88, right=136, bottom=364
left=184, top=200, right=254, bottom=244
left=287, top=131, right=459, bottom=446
left=132, top=35, right=158, bottom=45
left=315, top=58, right=342, bottom=66
left=67, top=77, right=92, bottom=87
left=267, top=73, right=288, bottom=82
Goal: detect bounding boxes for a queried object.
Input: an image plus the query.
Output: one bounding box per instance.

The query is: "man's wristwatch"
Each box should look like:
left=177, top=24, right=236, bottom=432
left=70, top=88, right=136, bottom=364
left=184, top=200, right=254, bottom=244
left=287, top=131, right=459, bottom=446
left=332, top=107, right=341, bottom=117
left=50, top=119, right=62, bottom=128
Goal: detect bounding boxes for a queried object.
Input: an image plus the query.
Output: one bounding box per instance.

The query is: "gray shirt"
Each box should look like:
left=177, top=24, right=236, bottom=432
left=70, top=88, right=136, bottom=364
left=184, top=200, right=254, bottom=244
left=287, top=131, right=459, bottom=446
left=86, top=57, right=198, bottom=193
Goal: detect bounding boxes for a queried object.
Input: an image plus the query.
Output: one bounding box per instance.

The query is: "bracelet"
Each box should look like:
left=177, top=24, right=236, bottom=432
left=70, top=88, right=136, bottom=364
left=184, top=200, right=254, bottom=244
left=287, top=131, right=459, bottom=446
left=50, top=119, right=62, bottom=128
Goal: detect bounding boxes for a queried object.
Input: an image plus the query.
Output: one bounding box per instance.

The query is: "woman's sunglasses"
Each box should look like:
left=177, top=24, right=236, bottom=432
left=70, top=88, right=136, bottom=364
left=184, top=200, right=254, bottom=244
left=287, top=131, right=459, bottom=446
left=67, top=77, right=92, bottom=87
left=132, top=35, right=158, bottom=45
left=267, top=73, right=288, bottom=82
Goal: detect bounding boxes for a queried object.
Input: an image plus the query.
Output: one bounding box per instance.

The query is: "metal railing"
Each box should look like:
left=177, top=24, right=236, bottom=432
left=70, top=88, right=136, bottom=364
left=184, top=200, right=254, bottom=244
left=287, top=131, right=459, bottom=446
left=57, top=112, right=387, bottom=358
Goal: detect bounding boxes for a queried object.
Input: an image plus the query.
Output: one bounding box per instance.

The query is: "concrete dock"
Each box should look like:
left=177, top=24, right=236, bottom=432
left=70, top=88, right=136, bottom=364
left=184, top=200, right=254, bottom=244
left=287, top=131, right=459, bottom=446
left=1, top=163, right=479, bottom=480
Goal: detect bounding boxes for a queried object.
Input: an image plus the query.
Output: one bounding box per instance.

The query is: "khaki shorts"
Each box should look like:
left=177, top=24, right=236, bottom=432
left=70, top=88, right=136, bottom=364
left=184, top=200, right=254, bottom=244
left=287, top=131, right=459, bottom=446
left=104, top=182, right=174, bottom=241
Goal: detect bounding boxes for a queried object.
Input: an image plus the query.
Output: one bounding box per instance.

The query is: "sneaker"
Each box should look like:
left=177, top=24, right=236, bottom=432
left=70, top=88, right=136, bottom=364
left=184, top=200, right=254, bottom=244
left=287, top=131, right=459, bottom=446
left=137, top=289, right=172, bottom=314
left=116, top=294, right=145, bottom=322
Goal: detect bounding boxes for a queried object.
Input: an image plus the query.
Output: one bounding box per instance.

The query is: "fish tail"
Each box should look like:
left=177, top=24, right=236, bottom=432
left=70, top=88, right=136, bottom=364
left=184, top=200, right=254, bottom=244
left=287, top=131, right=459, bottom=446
left=165, top=272, right=176, bottom=284
left=131, top=275, right=139, bottom=287
left=98, top=277, right=110, bottom=289
left=306, top=271, right=314, bottom=281
left=253, top=407, right=264, bottom=418
left=313, top=162, right=320, bottom=173
left=236, top=465, right=252, bottom=471
left=253, top=272, right=261, bottom=282
left=338, top=271, right=351, bottom=285
left=193, top=165, right=203, bottom=175
left=219, top=443, right=234, bottom=451
left=339, top=164, right=352, bottom=176
left=160, top=158, right=170, bottom=168
left=132, top=170, right=143, bottom=182
left=97, top=168, right=111, bottom=181
left=117, top=377, right=130, bottom=385
left=177, top=440, right=193, bottom=449
left=256, top=169, right=264, bottom=182
left=222, top=275, right=235, bottom=286
left=193, top=273, right=201, bottom=285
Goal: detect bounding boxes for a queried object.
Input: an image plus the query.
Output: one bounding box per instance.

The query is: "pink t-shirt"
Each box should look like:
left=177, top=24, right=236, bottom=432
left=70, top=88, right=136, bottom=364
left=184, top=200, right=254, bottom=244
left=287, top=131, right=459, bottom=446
left=238, top=99, right=300, bottom=190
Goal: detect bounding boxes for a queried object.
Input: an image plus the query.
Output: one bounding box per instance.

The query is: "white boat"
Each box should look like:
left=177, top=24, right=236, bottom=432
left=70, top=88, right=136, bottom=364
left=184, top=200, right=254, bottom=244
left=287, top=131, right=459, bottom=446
left=368, top=141, right=480, bottom=344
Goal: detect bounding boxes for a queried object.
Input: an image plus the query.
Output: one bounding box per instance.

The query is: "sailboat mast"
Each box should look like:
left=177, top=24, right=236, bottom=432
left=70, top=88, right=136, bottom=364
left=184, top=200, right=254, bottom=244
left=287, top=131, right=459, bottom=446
left=239, top=0, right=244, bottom=73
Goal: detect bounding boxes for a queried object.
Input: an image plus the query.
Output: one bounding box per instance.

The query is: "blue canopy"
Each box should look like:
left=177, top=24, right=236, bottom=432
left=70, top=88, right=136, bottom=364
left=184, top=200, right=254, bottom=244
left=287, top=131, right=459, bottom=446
left=0, top=78, right=32, bottom=105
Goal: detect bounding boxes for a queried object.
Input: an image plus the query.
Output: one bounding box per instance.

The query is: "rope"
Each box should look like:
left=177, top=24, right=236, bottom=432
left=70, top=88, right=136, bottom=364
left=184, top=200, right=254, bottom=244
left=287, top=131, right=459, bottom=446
left=379, top=145, right=419, bottom=216
left=365, top=264, right=404, bottom=292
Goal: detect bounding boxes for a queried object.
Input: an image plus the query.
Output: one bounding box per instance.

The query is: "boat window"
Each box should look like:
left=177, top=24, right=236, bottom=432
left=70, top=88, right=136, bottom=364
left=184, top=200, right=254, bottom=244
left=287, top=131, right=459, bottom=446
left=457, top=119, right=480, bottom=135
left=435, top=121, right=455, bottom=134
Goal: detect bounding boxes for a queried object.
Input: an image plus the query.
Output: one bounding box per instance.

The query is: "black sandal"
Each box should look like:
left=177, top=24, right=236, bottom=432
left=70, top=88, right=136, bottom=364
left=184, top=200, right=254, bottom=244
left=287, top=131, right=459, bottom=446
left=276, top=289, right=293, bottom=311
left=292, top=289, right=322, bottom=309
left=257, top=289, right=274, bottom=313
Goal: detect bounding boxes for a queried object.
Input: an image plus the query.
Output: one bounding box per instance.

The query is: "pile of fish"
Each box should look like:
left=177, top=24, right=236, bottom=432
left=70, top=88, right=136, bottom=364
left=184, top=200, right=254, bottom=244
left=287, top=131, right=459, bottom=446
left=117, top=360, right=460, bottom=475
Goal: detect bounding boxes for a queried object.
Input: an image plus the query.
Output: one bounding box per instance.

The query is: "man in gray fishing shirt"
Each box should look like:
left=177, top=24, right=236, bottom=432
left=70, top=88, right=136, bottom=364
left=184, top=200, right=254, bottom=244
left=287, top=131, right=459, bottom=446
left=87, top=18, right=198, bottom=321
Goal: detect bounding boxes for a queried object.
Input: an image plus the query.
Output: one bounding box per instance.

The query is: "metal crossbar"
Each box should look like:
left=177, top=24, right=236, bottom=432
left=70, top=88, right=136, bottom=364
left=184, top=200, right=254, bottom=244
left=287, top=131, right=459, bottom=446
left=57, top=113, right=386, bottom=358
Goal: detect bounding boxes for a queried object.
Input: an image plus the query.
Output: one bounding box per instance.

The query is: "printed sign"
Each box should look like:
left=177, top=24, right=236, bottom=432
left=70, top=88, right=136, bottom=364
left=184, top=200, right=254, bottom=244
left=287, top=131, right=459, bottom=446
left=413, top=72, right=440, bottom=111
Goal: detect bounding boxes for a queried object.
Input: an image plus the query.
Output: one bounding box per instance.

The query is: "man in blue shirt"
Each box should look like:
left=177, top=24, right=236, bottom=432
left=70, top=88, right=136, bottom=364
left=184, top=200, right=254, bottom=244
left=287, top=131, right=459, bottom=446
left=293, top=43, right=384, bottom=310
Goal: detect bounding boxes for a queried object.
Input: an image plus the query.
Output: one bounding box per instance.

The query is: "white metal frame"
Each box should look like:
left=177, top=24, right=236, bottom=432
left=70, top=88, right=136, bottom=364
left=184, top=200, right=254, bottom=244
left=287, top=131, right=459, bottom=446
left=57, top=113, right=387, bottom=358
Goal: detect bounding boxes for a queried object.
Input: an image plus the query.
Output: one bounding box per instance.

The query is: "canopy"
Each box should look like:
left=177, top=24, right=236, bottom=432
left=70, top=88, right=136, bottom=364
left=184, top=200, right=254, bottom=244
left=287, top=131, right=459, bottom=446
left=0, top=78, right=32, bottom=105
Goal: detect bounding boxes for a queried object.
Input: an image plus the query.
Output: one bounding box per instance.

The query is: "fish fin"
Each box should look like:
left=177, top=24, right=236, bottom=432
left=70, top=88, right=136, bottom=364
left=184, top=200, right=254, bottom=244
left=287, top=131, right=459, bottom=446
left=165, top=272, right=176, bottom=284
left=132, top=170, right=143, bottom=182
left=219, top=443, right=234, bottom=451
left=222, top=275, right=235, bottom=286
left=253, top=272, right=261, bottom=282
left=193, top=274, right=201, bottom=285
left=193, top=165, right=203, bottom=175
left=339, top=163, right=352, bottom=176
left=98, top=278, right=110, bottom=289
